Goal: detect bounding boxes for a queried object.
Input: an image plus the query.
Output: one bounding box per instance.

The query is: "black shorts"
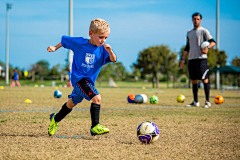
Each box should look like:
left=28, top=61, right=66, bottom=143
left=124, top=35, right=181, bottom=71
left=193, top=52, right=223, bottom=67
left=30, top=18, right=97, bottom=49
left=188, top=59, right=209, bottom=80
left=68, top=78, right=99, bottom=105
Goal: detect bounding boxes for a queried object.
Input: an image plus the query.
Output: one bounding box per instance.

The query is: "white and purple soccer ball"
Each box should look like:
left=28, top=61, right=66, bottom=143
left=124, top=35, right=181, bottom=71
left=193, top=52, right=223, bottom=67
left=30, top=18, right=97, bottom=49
left=54, top=90, right=62, bottom=98
left=137, top=121, right=160, bottom=144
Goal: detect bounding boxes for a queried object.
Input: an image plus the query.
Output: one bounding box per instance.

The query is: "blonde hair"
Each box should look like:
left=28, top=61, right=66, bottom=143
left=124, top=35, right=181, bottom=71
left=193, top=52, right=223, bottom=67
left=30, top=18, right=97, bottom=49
left=89, top=18, right=110, bottom=34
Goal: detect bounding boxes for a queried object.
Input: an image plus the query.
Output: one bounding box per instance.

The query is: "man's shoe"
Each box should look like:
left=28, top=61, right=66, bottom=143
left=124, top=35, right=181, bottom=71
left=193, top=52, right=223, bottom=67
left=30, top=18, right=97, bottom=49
left=186, top=101, right=200, bottom=107
left=204, top=101, right=211, bottom=108
left=48, top=113, right=59, bottom=136
left=90, top=124, right=109, bottom=136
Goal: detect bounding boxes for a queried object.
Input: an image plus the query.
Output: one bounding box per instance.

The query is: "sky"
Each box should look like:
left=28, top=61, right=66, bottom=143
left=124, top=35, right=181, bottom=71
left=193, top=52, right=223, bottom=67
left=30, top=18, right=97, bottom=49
left=0, top=0, right=239, bottom=72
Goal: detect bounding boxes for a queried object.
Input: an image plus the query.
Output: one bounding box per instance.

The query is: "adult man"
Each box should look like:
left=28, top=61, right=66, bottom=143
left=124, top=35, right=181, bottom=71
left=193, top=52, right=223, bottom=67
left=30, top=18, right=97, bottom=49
left=180, top=13, right=216, bottom=108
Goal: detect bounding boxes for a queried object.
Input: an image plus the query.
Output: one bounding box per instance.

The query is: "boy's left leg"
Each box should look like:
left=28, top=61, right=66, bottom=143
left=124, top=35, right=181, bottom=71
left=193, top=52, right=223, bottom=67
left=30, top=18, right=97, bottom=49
left=48, top=98, right=75, bottom=136
left=76, top=79, right=109, bottom=135
left=89, top=95, right=109, bottom=136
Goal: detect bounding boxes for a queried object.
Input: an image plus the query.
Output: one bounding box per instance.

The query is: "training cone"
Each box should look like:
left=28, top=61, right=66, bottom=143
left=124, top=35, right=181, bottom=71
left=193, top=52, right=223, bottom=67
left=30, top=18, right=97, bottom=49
left=24, top=99, right=32, bottom=103
left=0, top=86, right=4, bottom=89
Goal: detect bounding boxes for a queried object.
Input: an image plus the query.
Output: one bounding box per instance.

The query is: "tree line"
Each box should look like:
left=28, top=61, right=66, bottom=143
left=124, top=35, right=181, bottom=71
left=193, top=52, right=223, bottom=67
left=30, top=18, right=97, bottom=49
left=0, top=45, right=239, bottom=86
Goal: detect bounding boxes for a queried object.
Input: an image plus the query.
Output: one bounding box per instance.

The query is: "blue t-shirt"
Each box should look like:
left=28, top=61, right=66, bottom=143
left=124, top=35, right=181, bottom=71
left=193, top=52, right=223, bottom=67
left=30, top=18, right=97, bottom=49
left=68, top=71, right=71, bottom=81
left=13, top=72, right=18, bottom=80
left=61, top=36, right=116, bottom=86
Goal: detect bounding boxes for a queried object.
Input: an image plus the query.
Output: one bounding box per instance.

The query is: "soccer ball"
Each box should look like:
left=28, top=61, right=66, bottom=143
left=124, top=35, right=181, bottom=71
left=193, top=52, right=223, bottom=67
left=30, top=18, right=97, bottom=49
left=201, top=41, right=210, bottom=49
left=54, top=90, right=62, bottom=98
left=137, top=121, right=160, bottom=144
left=140, top=94, right=148, bottom=103
left=214, top=95, right=224, bottom=104
left=177, top=94, right=185, bottom=103
left=127, top=94, right=135, bottom=103
left=149, top=95, right=158, bottom=104
left=134, top=95, right=143, bottom=103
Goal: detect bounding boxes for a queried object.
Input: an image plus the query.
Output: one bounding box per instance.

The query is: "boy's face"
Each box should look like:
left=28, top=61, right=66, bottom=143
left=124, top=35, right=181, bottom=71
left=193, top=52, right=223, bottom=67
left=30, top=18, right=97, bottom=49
left=89, top=31, right=109, bottom=47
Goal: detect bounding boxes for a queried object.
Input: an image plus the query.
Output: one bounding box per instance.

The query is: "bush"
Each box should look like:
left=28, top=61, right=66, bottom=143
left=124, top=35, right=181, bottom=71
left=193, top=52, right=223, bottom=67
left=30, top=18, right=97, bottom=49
left=180, top=77, right=187, bottom=83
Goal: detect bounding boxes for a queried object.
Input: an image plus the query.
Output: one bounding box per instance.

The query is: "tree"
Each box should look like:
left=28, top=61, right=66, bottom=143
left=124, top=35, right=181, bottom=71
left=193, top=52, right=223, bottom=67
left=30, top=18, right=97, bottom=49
left=97, top=62, right=127, bottom=87
left=134, top=45, right=178, bottom=88
left=231, top=56, right=240, bottom=67
left=207, top=49, right=227, bottom=69
left=35, top=60, right=50, bottom=81
left=112, top=62, right=126, bottom=81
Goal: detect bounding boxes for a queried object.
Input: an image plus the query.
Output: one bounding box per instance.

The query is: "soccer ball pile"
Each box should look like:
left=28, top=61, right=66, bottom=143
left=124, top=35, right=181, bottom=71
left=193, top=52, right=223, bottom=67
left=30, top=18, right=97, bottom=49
left=127, top=94, right=159, bottom=104
left=137, top=121, right=159, bottom=144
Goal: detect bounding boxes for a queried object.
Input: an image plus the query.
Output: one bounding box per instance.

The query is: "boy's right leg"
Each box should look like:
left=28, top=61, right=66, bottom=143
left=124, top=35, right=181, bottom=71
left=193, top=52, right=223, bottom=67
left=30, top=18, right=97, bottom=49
left=48, top=98, right=74, bottom=136
left=11, top=81, right=15, bottom=87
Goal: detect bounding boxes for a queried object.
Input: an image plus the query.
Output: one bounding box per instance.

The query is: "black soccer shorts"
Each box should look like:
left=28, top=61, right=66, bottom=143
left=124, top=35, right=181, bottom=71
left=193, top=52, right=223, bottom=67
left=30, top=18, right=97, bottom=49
left=188, top=59, right=209, bottom=80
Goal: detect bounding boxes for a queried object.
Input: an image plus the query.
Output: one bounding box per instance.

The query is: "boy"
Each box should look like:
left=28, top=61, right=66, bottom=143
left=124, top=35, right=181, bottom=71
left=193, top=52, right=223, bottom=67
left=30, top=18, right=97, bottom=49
left=11, top=70, right=21, bottom=87
left=47, top=18, right=117, bottom=136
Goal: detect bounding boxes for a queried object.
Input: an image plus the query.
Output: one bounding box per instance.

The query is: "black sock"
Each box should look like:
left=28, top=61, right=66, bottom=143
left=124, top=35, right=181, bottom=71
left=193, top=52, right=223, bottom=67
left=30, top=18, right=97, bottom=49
left=54, top=103, right=72, bottom=122
left=192, top=83, right=198, bottom=102
left=90, top=103, right=100, bottom=128
left=204, top=82, right=210, bottom=102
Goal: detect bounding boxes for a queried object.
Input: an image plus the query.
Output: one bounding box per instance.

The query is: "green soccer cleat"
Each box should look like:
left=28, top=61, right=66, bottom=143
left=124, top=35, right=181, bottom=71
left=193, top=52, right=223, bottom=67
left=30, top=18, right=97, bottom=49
left=48, top=113, right=59, bottom=136
left=90, top=124, right=109, bottom=136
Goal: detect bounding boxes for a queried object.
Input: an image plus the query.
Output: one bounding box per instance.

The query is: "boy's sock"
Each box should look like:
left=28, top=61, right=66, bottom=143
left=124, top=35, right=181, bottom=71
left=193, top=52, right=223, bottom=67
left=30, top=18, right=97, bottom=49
left=90, top=103, right=100, bottom=128
left=12, top=81, right=15, bottom=87
left=192, top=83, right=198, bottom=102
left=204, top=82, right=210, bottom=102
left=54, top=103, right=72, bottom=122
left=16, top=81, right=21, bottom=87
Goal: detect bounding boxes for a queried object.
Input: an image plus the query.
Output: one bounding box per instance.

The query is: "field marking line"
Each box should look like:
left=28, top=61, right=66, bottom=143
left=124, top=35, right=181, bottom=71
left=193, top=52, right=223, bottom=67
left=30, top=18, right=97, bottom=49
left=0, top=104, right=239, bottom=113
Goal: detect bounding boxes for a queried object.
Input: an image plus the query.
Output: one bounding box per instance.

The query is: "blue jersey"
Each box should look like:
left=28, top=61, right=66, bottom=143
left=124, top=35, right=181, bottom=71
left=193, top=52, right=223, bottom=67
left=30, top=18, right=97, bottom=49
left=68, top=71, right=71, bottom=81
left=13, top=72, right=18, bottom=80
left=61, top=36, right=116, bottom=86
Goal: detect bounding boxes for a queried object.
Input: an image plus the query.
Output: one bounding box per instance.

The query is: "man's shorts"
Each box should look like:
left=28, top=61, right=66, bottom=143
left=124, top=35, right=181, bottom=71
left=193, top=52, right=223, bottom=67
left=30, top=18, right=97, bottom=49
left=68, top=78, right=99, bottom=105
left=188, top=59, right=209, bottom=80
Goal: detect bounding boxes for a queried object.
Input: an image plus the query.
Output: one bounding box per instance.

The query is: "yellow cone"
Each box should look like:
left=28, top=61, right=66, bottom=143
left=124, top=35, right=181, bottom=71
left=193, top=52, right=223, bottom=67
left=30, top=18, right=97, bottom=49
left=24, top=99, right=32, bottom=103
left=55, top=87, right=58, bottom=90
left=34, top=84, right=38, bottom=87
left=0, top=86, right=4, bottom=89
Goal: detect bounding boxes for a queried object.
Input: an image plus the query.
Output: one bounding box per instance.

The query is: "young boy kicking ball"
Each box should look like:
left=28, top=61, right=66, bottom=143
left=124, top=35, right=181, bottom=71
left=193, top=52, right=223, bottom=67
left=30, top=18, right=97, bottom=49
left=47, top=18, right=117, bottom=136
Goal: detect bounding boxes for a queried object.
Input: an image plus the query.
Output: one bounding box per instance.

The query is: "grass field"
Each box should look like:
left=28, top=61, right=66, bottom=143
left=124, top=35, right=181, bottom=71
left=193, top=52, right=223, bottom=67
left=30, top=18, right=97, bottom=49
left=0, top=85, right=239, bottom=159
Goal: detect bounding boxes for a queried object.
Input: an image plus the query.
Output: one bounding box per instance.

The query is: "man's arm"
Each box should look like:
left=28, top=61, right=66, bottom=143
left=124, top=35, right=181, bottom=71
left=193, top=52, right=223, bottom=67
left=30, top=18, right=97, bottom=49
left=103, top=44, right=117, bottom=62
left=202, top=40, right=216, bottom=54
left=47, top=42, right=62, bottom=52
left=180, top=51, right=189, bottom=69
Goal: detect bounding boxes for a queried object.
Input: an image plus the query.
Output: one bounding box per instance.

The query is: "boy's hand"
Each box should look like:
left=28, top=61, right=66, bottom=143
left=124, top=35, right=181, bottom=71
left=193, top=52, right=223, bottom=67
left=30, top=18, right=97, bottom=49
left=47, top=46, right=57, bottom=52
left=103, top=44, right=112, bottom=53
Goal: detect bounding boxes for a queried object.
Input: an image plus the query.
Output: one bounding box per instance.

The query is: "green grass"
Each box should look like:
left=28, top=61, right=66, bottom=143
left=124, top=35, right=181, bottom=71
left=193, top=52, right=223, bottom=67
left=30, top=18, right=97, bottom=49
left=0, top=85, right=239, bottom=159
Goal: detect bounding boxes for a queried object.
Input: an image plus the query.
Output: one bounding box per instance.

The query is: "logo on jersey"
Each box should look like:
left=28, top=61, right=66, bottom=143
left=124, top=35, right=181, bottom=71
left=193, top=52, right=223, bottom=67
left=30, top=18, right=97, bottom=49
left=85, top=53, right=95, bottom=65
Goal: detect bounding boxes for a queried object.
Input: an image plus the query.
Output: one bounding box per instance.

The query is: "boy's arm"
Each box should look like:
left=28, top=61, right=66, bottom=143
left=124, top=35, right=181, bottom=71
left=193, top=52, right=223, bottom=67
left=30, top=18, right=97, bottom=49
left=103, top=44, right=116, bottom=62
left=47, top=42, right=62, bottom=52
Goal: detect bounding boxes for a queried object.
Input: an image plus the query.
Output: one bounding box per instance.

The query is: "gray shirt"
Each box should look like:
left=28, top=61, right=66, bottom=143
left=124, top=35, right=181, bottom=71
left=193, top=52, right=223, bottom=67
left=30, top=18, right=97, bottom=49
left=187, top=26, right=213, bottom=60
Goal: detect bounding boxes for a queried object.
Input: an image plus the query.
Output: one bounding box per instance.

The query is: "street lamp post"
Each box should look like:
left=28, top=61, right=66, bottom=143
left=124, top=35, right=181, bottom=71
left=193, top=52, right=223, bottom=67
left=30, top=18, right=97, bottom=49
left=5, top=3, right=12, bottom=85
left=68, top=0, right=73, bottom=71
